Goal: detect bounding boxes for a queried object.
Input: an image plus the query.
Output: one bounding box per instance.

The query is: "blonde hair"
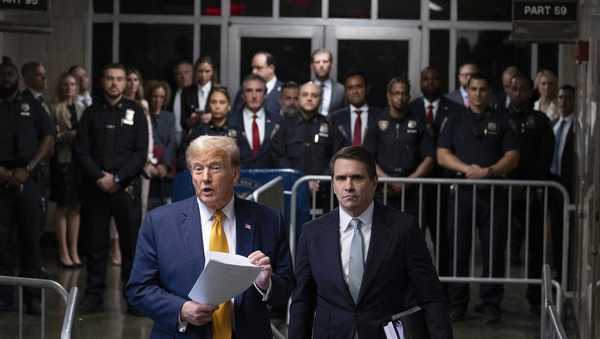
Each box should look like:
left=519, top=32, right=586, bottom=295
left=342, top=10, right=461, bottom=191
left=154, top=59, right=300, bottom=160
left=52, top=72, right=79, bottom=130
left=534, top=69, right=558, bottom=99
left=186, top=136, right=240, bottom=169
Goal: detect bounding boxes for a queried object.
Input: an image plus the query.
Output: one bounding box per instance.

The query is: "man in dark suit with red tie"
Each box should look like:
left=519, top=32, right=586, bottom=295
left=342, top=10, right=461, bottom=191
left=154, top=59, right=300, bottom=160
left=329, top=71, right=381, bottom=148
left=231, top=74, right=281, bottom=168
left=289, top=146, right=452, bottom=339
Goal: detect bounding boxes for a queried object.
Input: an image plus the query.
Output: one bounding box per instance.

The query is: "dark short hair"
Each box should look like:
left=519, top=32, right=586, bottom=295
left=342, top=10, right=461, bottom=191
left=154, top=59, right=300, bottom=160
left=559, top=84, right=575, bottom=94
left=282, top=81, right=299, bottom=91
left=255, top=51, right=276, bottom=67
left=20, top=61, right=43, bottom=79
left=102, top=63, right=127, bottom=77
left=387, top=77, right=411, bottom=93
left=173, top=60, right=193, bottom=73
left=329, top=146, right=377, bottom=180
left=311, top=48, right=333, bottom=63
left=510, top=74, right=534, bottom=91
left=467, top=73, right=490, bottom=88
left=420, top=66, right=441, bottom=78
left=242, top=73, right=267, bottom=92
left=1, top=56, right=18, bottom=73
left=343, top=71, right=368, bottom=88
left=207, top=85, right=231, bottom=105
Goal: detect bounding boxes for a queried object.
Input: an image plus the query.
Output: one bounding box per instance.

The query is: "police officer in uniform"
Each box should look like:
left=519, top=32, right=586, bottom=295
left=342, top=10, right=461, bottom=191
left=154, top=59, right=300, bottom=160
left=504, top=74, right=554, bottom=314
left=271, top=81, right=344, bottom=212
left=365, top=78, right=434, bottom=216
left=437, top=73, right=519, bottom=323
left=0, top=57, right=55, bottom=314
left=76, top=63, right=148, bottom=314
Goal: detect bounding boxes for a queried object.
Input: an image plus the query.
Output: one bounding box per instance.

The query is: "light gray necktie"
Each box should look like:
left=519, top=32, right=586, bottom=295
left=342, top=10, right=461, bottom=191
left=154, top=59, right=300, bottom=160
left=348, top=218, right=364, bottom=303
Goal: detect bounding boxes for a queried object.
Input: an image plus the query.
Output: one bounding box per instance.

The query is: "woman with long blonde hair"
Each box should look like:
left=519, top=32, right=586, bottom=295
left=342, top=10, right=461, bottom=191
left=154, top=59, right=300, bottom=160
left=50, top=72, right=84, bottom=267
left=534, top=69, right=559, bottom=121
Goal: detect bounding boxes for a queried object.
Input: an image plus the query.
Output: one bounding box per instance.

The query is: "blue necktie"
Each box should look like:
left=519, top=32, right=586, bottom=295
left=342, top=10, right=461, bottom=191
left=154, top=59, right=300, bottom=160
left=551, top=119, right=566, bottom=175
left=348, top=218, right=364, bottom=303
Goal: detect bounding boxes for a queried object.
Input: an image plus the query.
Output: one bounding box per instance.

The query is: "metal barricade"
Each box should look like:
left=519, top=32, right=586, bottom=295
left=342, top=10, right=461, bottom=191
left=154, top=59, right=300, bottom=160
left=541, top=265, right=568, bottom=339
left=290, top=176, right=573, bottom=304
left=0, top=275, right=78, bottom=339
left=248, top=176, right=284, bottom=212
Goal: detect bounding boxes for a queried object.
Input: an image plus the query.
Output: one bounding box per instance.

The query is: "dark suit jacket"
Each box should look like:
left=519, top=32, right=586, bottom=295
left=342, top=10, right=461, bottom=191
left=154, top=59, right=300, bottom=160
left=289, top=202, right=452, bottom=339
left=329, top=106, right=382, bottom=148
left=180, top=82, right=213, bottom=132
left=230, top=109, right=282, bottom=169
left=151, top=110, right=177, bottom=169
left=553, top=119, right=576, bottom=197
left=127, top=196, right=294, bottom=339
left=231, top=79, right=283, bottom=123
left=320, top=79, right=345, bottom=115
left=409, top=96, right=465, bottom=141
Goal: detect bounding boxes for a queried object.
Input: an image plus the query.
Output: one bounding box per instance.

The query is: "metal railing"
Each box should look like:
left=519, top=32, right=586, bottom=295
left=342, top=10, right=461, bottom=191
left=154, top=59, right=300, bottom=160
left=0, top=275, right=78, bottom=339
left=290, top=176, right=573, bottom=309
left=248, top=176, right=285, bottom=213
left=541, top=265, right=568, bottom=339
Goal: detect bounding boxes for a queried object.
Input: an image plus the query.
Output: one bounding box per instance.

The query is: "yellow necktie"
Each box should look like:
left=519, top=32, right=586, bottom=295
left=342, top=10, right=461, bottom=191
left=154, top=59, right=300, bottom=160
left=209, top=210, right=232, bottom=339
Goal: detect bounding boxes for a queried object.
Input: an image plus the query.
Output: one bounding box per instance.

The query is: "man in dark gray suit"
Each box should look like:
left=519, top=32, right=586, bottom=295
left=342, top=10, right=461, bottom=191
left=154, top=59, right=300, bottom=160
left=311, top=48, right=345, bottom=116
left=446, top=63, right=478, bottom=108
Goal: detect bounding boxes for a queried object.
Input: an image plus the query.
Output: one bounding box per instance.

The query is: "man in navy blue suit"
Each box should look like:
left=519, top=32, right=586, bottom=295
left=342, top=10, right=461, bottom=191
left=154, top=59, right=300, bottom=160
left=127, top=135, right=293, bottom=339
left=232, top=51, right=282, bottom=118
left=289, top=146, right=452, bottom=339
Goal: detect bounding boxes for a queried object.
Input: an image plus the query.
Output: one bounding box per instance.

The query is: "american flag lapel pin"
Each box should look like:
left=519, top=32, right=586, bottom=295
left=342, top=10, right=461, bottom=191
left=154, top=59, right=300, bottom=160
left=245, top=224, right=252, bottom=230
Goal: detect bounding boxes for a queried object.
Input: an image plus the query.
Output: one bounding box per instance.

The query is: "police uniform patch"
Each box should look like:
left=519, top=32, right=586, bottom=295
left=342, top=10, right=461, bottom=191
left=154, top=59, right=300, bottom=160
left=21, top=103, right=30, bottom=112
left=378, top=120, right=389, bottom=131
left=228, top=129, right=237, bottom=138
left=408, top=120, right=417, bottom=129
left=486, top=122, right=498, bottom=135
left=123, top=109, right=135, bottom=125
left=319, top=123, right=329, bottom=137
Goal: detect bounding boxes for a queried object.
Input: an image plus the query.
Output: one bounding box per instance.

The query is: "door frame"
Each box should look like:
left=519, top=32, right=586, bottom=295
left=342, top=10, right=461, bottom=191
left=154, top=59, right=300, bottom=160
left=227, top=24, right=325, bottom=94
left=325, top=25, right=422, bottom=98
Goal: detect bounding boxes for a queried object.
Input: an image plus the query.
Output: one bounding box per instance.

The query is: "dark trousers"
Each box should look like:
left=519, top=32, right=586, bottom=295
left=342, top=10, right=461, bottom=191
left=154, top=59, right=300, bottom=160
left=81, top=180, right=141, bottom=298
left=447, top=186, right=507, bottom=311
left=0, top=179, right=44, bottom=302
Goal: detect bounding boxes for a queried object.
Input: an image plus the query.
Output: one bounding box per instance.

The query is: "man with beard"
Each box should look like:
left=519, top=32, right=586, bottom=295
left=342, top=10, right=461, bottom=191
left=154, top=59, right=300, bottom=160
left=311, top=49, right=345, bottom=116
left=278, top=81, right=300, bottom=118
left=409, top=66, right=464, bottom=275
left=271, top=81, right=345, bottom=217
left=76, top=63, right=148, bottom=314
left=0, top=57, right=55, bottom=314
left=504, top=74, right=554, bottom=315
left=365, top=78, right=434, bottom=217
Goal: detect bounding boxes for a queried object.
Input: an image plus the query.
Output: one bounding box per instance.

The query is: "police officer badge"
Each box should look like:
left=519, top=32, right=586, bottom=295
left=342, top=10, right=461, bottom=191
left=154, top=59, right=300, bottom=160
left=20, top=103, right=30, bottom=116
left=319, top=123, right=329, bottom=138
left=123, top=109, right=135, bottom=125
left=407, top=120, right=418, bottom=133
left=378, top=120, right=389, bottom=131
left=486, top=122, right=498, bottom=135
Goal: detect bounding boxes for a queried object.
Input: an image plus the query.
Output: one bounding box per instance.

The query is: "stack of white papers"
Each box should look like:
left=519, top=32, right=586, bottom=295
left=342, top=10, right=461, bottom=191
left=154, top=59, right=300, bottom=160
left=188, top=251, right=262, bottom=305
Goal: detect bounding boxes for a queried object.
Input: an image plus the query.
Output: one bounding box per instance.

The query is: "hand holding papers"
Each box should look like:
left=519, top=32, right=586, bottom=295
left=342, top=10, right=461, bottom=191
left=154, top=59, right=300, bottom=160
left=188, top=251, right=262, bottom=305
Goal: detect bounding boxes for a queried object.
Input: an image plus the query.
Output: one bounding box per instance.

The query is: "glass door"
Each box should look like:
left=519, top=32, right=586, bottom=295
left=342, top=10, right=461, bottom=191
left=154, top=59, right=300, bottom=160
left=326, top=26, right=421, bottom=108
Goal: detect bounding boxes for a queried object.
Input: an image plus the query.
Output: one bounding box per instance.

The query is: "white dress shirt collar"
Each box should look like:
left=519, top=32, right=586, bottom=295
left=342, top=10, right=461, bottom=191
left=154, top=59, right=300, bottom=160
left=339, top=202, right=374, bottom=233
left=423, top=97, right=440, bottom=120
left=350, top=104, right=368, bottom=114
left=266, top=76, right=277, bottom=95
left=242, top=107, right=266, bottom=146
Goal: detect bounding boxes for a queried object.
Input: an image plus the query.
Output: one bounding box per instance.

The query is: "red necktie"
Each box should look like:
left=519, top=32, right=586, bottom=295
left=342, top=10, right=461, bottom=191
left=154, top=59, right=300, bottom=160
left=352, top=110, right=362, bottom=146
left=252, top=114, right=261, bottom=156
left=426, top=104, right=434, bottom=125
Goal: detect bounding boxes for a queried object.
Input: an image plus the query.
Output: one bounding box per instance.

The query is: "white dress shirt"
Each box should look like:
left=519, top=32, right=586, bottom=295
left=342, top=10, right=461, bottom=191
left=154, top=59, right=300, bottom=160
left=243, top=107, right=266, bottom=146
left=179, top=197, right=270, bottom=333
left=173, top=88, right=183, bottom=133
left=315, top=79, right=333, bottom=116
left=350, top=104, right=369, bottom=144
left=197, top=81, right=212, bottom=112
left=75, top=91, right=93, bottom=108
left=266, top=76, right=277, bottom=95
left=553, top=114, right=574, bottom=175
left=339, top=202, right=374, bottom=286
left=423, top=98, right=440, bottom=121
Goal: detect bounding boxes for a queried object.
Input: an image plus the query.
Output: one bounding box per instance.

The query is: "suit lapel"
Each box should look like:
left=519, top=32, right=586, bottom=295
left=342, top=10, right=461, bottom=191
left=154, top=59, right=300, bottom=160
left=178, top=198, right=205, bottom=279
left=234, top=198, right=255, bottom=257
left=357, top=203, right=392, bottom=303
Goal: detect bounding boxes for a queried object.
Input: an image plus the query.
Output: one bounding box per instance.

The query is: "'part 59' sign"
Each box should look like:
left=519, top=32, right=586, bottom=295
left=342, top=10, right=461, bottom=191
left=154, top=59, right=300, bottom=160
left=512, top=0, right=578, bottom=42
left=0, top=0, right=48, bottom=11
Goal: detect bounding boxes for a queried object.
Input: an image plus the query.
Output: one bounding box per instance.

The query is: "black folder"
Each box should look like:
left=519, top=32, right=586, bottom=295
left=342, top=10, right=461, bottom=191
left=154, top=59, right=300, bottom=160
left=383, top=306, right=430, bottom=339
